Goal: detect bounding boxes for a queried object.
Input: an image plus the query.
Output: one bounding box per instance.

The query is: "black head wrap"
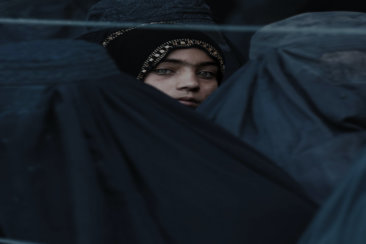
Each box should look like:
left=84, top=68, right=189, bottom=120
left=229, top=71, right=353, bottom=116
left=79, top=0, right=227, bottom=81
left=103, top=28, right=225, bottom=80
left=198, top=11, right=366, bottom=204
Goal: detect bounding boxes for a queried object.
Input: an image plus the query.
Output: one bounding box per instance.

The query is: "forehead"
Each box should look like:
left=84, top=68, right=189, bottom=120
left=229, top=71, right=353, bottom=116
left=163, top=48, right=216, bottom=64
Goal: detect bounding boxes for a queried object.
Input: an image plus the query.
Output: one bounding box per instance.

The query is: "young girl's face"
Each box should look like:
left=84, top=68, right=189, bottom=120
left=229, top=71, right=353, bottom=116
left=144, top=48, right=219, bottom=109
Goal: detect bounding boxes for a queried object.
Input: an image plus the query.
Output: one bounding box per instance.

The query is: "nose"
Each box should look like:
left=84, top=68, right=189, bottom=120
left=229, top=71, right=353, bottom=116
left=176, top=70, right=199, bottom=91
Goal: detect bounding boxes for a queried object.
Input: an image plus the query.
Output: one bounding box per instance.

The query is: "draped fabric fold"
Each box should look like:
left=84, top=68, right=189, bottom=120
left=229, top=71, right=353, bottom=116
left=0, top=40, right=315, bottom=244
left=298, top=154, right=366, bottom=244
left=198, top=11, right=366, bottom=204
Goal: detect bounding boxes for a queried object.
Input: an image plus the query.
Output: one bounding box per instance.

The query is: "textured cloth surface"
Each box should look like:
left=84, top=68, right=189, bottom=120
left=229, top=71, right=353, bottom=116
left=82, top=0, right=220, bottom=40
left=0, top=39, right=315, bottom=244
left=298, top=154, right=366, bottom=244
left=198, top=11, right=366, bottom=204
left=87, top=0, right=214, bottom=24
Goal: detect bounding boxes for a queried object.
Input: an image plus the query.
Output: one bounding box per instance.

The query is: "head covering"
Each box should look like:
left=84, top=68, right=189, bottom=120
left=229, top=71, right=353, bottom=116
left=0, top=39, right=315, bottom=243
left=79, top=0, right=227, bottom=80
left=198, top=11, right=366, bottom=204
left=104, top=28, right=225, bottom=80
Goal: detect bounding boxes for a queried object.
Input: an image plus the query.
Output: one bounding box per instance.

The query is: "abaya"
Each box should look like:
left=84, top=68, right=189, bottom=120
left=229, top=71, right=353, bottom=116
left=0, top=40, right=315, bottom=244
left=198, top=11, right=366, bottom=204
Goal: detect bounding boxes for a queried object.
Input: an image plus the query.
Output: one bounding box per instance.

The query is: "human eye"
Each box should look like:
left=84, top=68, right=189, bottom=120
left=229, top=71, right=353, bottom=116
left=197, top=70, right=217, bottom=79
left=152, top=68, right=174, bottom=75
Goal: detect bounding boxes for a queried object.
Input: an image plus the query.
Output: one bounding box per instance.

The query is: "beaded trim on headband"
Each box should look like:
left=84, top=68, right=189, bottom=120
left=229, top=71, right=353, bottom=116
left=102, top=22, right=175, bottom=47
left=137, top=38, right=225, bottom=80
left=102, top=27, right=136, bottom=47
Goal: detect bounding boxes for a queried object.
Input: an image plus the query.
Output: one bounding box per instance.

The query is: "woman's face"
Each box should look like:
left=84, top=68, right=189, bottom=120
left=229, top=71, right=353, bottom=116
left=144, top=48, right=219, bottom=109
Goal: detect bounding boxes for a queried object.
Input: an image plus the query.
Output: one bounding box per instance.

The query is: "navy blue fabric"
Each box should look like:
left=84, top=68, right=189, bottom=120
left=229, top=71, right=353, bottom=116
left=198, top=11, right=366, bottom=204
left=0, top=40, right=315, bottom=244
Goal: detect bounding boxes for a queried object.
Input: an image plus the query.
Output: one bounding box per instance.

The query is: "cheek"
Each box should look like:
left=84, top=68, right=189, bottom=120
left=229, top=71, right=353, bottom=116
left=144, top=74, right=176, bottom=97
left=199, top=82, right=218, bottom=98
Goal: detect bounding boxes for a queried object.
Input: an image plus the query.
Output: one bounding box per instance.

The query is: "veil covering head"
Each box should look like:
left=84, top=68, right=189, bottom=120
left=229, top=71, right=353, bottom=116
left=198, top=11, right=366, bottom=204
left=79, top=0, right=227, bottom=81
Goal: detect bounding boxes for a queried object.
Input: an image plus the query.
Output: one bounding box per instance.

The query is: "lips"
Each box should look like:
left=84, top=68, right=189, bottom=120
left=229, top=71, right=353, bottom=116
left=178, top=97, right=200, bottom=108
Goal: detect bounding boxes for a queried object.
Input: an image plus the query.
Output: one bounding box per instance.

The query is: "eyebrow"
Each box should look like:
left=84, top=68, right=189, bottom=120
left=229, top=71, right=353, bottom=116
left=161, top=59, right=219, bottom=68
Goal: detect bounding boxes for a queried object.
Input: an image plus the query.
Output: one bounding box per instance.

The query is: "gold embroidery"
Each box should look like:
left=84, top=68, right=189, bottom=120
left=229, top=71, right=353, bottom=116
left=102, top=27, right=136, bottom=47
left=102, top=21, right=176, bottom=47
